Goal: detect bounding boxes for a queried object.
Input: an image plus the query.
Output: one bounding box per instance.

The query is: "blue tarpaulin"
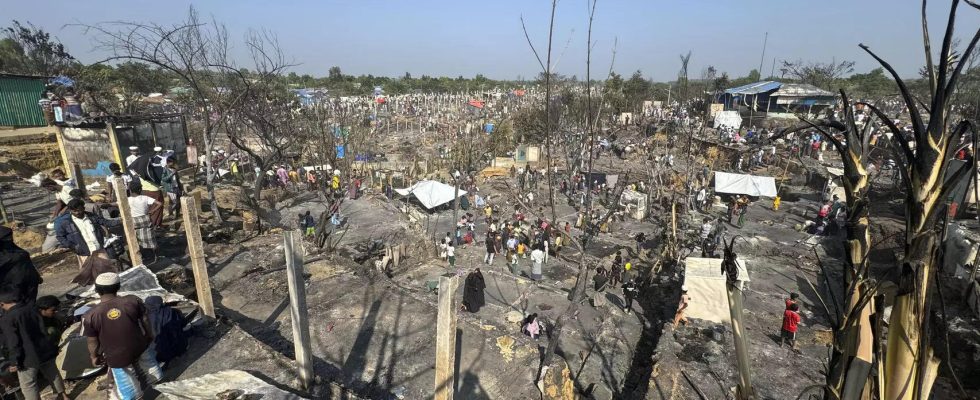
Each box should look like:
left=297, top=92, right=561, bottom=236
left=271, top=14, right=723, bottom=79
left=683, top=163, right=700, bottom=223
left=723, top=81, right=781, bottom=95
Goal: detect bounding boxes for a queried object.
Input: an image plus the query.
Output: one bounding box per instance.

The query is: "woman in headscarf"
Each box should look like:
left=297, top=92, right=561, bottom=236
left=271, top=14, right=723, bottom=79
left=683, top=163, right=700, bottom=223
left=462, top=268, right=486, bottom=312
left=144, top=296, right=188, bottom=364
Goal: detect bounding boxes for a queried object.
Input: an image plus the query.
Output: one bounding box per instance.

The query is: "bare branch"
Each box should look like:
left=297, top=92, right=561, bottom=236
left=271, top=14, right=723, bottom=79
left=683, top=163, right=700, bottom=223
left=519, top=16, right=548, bottom=73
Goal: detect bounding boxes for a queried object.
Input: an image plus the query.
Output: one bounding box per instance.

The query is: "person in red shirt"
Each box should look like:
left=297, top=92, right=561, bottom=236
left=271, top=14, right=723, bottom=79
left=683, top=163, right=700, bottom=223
left=785, top=292, right=799, bottom=310
left=781, top=302, right=802, bottom=350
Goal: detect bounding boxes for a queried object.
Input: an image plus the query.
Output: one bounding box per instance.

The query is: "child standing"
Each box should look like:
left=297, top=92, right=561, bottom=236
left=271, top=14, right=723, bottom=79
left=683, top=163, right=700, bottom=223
left=781, top=302, right=802, bottom=351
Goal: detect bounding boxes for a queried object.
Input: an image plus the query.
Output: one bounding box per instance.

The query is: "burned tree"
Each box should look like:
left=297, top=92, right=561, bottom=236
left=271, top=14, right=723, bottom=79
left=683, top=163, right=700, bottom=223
left=780, top=1, right=979, bottom=399
left=221, top=31, right=298, bottom=231
left=779, top=91, right=878, bottom=399
left=83, top=6, right=246, bottom=222
left=859, top=0, right=979, bottom=397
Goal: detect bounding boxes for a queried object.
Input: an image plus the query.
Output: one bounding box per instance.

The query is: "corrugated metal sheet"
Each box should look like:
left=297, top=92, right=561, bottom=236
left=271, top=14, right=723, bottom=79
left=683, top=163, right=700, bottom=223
left=0, top=76, right=46, bottom=127
left=724, top=80, right=782, bottom=95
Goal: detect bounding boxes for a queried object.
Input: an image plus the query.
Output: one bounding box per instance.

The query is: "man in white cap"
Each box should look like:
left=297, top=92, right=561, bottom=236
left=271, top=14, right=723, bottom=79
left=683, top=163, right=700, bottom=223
left=125, top=146, right=139, bottom=169
left=83, top=272, right=162, bottom=398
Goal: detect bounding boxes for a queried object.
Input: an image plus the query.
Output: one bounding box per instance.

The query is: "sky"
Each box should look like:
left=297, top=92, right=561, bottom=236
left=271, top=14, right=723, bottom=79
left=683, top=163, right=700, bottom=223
left=6, top=0, right=980, bottom=81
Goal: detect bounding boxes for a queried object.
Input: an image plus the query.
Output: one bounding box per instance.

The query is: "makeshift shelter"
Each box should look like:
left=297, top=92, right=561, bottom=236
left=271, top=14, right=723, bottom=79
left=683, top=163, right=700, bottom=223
left=713, top=110, right=743, bottom=129
left=395, top=180, right=467, bottom=209
left=620, top=189, right=647, bottom=220
left=719, top=81, right=838, bottom=115
left=683, top=257, right=751, bottom=324
left=714, top=171, right=778, bottom=197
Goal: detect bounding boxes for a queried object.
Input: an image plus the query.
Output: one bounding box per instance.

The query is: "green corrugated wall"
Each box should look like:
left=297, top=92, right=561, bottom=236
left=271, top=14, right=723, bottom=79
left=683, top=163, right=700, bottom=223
left=0, top=76, right=46, bottom=127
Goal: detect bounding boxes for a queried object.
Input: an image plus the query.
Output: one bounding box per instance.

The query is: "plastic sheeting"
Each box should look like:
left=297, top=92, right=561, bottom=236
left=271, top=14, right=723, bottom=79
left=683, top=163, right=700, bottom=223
left=714, top=171, right=778, bottom=197
left=154, top=370, right=304, bottom=399
left=395, top=180, right=467, bottom=209
left=713, top=110, right=743, bottom=129
left=79, top=265, right=186, bottom=303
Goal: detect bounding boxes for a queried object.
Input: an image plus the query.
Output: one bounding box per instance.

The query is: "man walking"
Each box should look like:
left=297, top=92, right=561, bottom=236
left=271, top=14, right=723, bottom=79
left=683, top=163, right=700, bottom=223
left=0, top=290, right=69, bottom=400
left=700, top=218, right=713, bottom=257
left=83, top=273, right=162, bottom=399
left=622, top=278, right=637, bottom=315
left=484, top=233, right=496, bottom=265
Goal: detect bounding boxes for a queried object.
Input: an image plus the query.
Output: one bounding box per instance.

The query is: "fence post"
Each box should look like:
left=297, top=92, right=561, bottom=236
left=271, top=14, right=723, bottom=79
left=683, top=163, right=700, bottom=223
left=71, top=163, right=86, bottom=196
left=284, top=231, right=314, bottom=389
left=434, top=274, right=460, bottom=400
left=112, top=177, right=142, bottom=267
left=180, top=196, right=215, bottom=318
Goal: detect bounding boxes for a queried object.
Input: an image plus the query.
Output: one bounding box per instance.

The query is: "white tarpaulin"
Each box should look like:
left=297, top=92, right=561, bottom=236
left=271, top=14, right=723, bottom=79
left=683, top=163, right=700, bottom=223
left=683, top=257, right=751, bottom=324
left=395, top=180, right=468, bottom=209
left=713, top=110, right=743, bottom=129
left=683, top=258, right=730, bottom=324
left=154, top=370, right=303, bottom=399
left=714, top=171, right=778, bottom=197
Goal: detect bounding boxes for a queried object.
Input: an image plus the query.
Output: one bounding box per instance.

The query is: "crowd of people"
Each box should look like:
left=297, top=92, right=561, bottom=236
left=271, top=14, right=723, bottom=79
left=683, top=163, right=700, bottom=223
left=1, top=221, right=188, bottom=398
left=16, top=143, right=196, bottom=398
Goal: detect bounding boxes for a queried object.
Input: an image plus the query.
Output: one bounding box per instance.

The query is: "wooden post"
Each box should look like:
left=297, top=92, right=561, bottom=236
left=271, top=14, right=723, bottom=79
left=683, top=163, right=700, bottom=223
left=54, top=126, right=71, bottom=175
left=106, top=124, right=125, bottom=166
left=727, top=282, right=756, bottom=399
left=671, top=201, right=677, bottom=239
left=112, top=177, right=142, bottom=267
left=284, top=231, right=314, bottom=389
left=0, top=189, right=8, bottom=224
left=71, top=163, right=86, bottom=196
left=434, top=275, right=459, bottom=400
left=180, top=196, right=215, bottom=318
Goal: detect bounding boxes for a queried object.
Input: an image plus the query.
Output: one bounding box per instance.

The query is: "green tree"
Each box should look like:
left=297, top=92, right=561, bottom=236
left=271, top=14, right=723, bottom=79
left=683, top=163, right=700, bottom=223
left=623, top=70, right=651, bottom=112
left=714, top=72, right=731, bottom=91
left=1, top=21, right=76, bottom=76
left=328, top=66, right=343, bottom=81
left=846, top=68, right=896, bottom=98
left=604, top=72, right=626, bottom=112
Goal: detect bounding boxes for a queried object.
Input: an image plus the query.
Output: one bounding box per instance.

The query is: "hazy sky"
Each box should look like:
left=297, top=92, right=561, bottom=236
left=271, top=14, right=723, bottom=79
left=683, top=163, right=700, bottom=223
left=7, top=0, right=980, bottom=81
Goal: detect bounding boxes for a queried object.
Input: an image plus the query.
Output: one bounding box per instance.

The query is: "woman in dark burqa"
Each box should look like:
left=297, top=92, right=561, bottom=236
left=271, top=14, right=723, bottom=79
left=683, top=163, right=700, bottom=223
left=462, top=268, right=486, bottom=312
left=144, top=295, right=188, bottom=364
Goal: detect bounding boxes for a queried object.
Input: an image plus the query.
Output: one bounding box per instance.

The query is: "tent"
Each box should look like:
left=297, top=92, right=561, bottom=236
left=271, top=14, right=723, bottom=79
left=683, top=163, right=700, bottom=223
left=713, top=110, right=743, bottom=129
left=395, top=180, right=467, bottom=209
left=714, top=171, right=778, bottom=197
left=683, top=257, right=751, bottom=324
